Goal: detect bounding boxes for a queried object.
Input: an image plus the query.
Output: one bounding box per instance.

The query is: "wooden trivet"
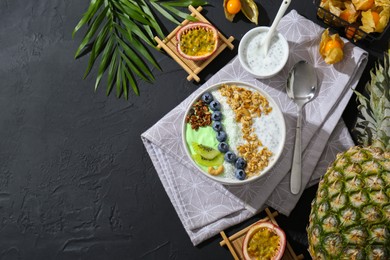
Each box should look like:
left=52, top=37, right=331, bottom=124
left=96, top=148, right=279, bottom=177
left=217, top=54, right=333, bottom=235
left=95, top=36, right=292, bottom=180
left=154, top=5, right=234, bottom=82
left=219, top=208, right=304, bottom=260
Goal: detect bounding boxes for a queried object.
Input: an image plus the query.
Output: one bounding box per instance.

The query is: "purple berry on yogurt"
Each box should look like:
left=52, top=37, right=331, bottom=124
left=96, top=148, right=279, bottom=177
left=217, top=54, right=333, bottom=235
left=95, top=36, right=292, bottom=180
left=212, top=121, right=222, bottom=132
left=218, top=142, right=229, bottom=153
left=224, top=151, right=236, bottom=163
left=216, top=131, right=227, bottom=142
left=201, top=92, right=213, bottom=104
left=209, top=100, right=221, bottom=111
left=235, top=157, right=247, bottom=169
left=211, top=111, right=222, bottom=121
left=235, top=169, right=246, bottom=180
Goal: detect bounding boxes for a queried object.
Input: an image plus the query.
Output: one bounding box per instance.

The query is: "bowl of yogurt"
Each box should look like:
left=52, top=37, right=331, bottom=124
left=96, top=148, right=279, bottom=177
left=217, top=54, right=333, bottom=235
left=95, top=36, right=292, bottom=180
left=182, top=81, right=286, bottom=185
left=238, top=27, right=289, bottom=79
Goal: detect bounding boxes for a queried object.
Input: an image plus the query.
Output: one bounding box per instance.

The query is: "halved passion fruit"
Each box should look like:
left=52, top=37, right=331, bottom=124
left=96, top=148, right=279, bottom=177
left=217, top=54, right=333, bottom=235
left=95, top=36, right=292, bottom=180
left=176, top=22, right=218, bottom=61
left=242, top=222, right=286, bottom=260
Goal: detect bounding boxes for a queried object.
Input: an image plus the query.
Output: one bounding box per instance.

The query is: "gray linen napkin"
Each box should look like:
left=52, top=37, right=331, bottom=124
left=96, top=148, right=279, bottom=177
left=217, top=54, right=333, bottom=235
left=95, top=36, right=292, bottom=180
left=141, top=10, right=368, bottom=245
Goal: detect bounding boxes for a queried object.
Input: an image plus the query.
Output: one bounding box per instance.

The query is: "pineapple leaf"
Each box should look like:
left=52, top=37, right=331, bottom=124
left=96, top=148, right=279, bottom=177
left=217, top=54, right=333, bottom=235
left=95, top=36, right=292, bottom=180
left=73, top=0, right=208, bottom=98
left=353, top=45, right=390, bottom=151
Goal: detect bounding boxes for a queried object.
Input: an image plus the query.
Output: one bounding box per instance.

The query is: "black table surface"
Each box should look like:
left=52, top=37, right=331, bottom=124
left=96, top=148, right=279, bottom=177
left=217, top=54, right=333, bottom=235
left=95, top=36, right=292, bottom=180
left=1, top=1, right=388, bottom=259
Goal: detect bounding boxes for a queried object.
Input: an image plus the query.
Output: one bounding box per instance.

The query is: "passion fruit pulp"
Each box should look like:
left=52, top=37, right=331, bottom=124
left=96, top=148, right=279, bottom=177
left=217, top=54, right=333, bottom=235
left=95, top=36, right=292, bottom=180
left=176, top=22, right=218, bottom=61
left=242, top=222, right=286, bottom=260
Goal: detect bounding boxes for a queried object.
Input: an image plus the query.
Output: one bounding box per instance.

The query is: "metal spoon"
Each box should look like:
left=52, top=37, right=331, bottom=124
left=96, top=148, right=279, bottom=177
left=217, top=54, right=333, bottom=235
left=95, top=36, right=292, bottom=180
left=262, top=0, right=291, bottom=56
left=286, top=61, right=318, bottom=195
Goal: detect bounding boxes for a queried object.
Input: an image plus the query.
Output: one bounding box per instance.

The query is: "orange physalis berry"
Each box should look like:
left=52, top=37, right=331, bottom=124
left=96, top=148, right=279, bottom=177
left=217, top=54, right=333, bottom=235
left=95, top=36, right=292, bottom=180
left=371, top=11, right=380, bottom=26
left=226, top=0, right=241, bottom=15
left=340, top=11, right=352, bottom=22
left=324, top=40, right=343, bottom=53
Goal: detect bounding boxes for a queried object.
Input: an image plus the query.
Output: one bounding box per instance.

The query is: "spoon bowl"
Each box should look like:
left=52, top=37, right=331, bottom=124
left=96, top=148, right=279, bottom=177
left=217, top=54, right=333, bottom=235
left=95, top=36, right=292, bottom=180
left=286, top=61, right=318, bottom=194
left=262, top=0, right=291, bottom=56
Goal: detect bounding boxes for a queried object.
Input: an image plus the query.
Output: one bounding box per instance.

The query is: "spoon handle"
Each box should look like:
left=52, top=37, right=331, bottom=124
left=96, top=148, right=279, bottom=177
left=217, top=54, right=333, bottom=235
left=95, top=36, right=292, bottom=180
left=263, top=0, right=291, bottom=55
left=290, top=108, right=302, bottom=195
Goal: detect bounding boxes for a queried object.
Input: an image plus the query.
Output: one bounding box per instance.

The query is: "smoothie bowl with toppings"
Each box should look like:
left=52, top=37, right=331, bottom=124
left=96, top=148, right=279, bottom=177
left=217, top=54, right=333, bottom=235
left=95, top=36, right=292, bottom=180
left=182, top=82, right=286, bottom=185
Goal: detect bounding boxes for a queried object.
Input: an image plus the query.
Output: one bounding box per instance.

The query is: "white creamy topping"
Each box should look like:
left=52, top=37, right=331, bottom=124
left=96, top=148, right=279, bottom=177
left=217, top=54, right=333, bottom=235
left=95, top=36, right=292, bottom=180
left=243, top=32, right=287, bottom=75
left=211, top=86, right=283, bottom=180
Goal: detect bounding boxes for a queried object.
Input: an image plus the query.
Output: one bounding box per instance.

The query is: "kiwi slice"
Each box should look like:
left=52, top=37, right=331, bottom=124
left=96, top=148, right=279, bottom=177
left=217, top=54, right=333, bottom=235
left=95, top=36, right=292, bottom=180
left=192, top=142, right=220, bottom=159
left=193, top=153, right=224, bottom=167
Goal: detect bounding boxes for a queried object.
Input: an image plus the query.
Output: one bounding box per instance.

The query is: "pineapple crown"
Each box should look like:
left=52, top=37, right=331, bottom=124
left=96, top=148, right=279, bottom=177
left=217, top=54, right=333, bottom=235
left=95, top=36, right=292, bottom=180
left=353, top=45, right=390, bottom=151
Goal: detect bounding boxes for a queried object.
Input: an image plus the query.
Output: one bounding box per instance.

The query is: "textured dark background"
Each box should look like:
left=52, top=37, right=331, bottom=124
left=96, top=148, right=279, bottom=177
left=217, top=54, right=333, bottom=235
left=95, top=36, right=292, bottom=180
left=0, top=0, right=388, bottom=259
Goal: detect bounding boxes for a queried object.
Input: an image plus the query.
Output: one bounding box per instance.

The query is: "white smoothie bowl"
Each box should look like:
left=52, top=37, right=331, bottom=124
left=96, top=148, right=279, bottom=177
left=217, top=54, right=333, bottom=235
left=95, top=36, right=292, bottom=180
left=182, top=81, right=286, bottom=186
left=238, top=27, right=289, bottom=79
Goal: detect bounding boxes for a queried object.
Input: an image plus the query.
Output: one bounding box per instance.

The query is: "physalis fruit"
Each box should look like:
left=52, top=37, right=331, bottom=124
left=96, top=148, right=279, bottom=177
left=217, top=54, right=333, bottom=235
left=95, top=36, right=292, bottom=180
left=319, top=29, right=345, bottom=64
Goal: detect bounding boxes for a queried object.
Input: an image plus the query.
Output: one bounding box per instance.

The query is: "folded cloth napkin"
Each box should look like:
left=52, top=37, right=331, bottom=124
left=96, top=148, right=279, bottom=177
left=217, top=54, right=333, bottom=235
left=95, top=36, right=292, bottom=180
left=141, top=10, right=368, bottom=245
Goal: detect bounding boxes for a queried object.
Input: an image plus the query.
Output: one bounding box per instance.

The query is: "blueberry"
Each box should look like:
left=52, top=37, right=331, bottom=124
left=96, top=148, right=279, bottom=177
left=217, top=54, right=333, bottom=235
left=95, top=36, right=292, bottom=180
left=209, top=100, right=221, bottom=111
left=212, top=121, right=222, bottom=132
left=218, top=142, right=229, bottom=153
left=224, top=151, right=236, bottom=163
left=201, top=92, right=213, bottom=104
left=235, top=169, right=246, bottom=180
left=211, top=111, right=222, bottom=121
left=235, top=157, right=247, bottom=169
left=216, top=131, right=227, bottom=142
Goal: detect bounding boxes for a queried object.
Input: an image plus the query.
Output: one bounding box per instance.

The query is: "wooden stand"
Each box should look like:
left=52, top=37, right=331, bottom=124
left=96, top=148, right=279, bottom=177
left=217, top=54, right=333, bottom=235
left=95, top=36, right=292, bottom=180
left=219, top=208, right=304, bottom=260
left=155, top=5, right=234, bottom=82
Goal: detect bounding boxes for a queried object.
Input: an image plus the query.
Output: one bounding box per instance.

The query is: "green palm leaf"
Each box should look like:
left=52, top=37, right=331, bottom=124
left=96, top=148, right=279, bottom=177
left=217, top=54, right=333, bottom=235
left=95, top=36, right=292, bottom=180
left=73, top=0, right=208, bottom=99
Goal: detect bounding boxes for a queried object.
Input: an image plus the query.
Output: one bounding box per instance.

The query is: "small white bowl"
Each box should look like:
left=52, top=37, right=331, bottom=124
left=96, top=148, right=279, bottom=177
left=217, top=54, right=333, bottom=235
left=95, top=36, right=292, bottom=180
left=238, top=27, right=289, bottom=79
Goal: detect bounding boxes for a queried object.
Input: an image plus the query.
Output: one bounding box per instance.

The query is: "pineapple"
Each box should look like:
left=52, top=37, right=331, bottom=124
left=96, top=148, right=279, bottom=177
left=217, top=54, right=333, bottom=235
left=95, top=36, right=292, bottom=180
left=307, top=46, right=390, bottom=259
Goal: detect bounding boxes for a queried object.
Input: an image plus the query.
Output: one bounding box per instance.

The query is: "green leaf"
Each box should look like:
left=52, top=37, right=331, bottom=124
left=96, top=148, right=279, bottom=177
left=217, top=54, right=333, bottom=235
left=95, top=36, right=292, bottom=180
left=139, top=0, right=164, bottom=38
left=117, top=36, right=154, bottom=82
left=113, top=1, right=152, bottom=26
left=95, top=35, right=114, bottom=91
left=116, top=60, right=122, bottom=98
left=123, top=64, right=139, bottom=96
left=149, top=1, right=180, bottom=25
left=159, top=0, right=208, bottom=7
left=75, top=5, right=109, bottom=58
left=114, top=24, right=161, bottom=70
left=73, top=0, right=104, bottom=38
left=119, top=0, right=144, bottom=14
left=119, top=49, right=150, bottom=83
left=106, top=47, right=118, bottom=95
left=160, top=3, right=197, bottom=21
left=117, top=12, right=155, bottom=47
left=83, top=21, right=111, bottom=79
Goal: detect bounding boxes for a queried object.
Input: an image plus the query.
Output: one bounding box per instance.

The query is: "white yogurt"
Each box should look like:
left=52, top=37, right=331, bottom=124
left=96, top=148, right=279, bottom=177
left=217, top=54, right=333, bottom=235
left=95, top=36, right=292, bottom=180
left=239, top=27, right=289, bottom=78
left=245, top=32, right=287, bottom=74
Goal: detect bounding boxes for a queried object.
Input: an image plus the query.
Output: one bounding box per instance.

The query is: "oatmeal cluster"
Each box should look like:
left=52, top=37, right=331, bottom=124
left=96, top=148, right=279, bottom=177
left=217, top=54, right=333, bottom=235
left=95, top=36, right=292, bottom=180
left=219, top=84, right=273, bottom=177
